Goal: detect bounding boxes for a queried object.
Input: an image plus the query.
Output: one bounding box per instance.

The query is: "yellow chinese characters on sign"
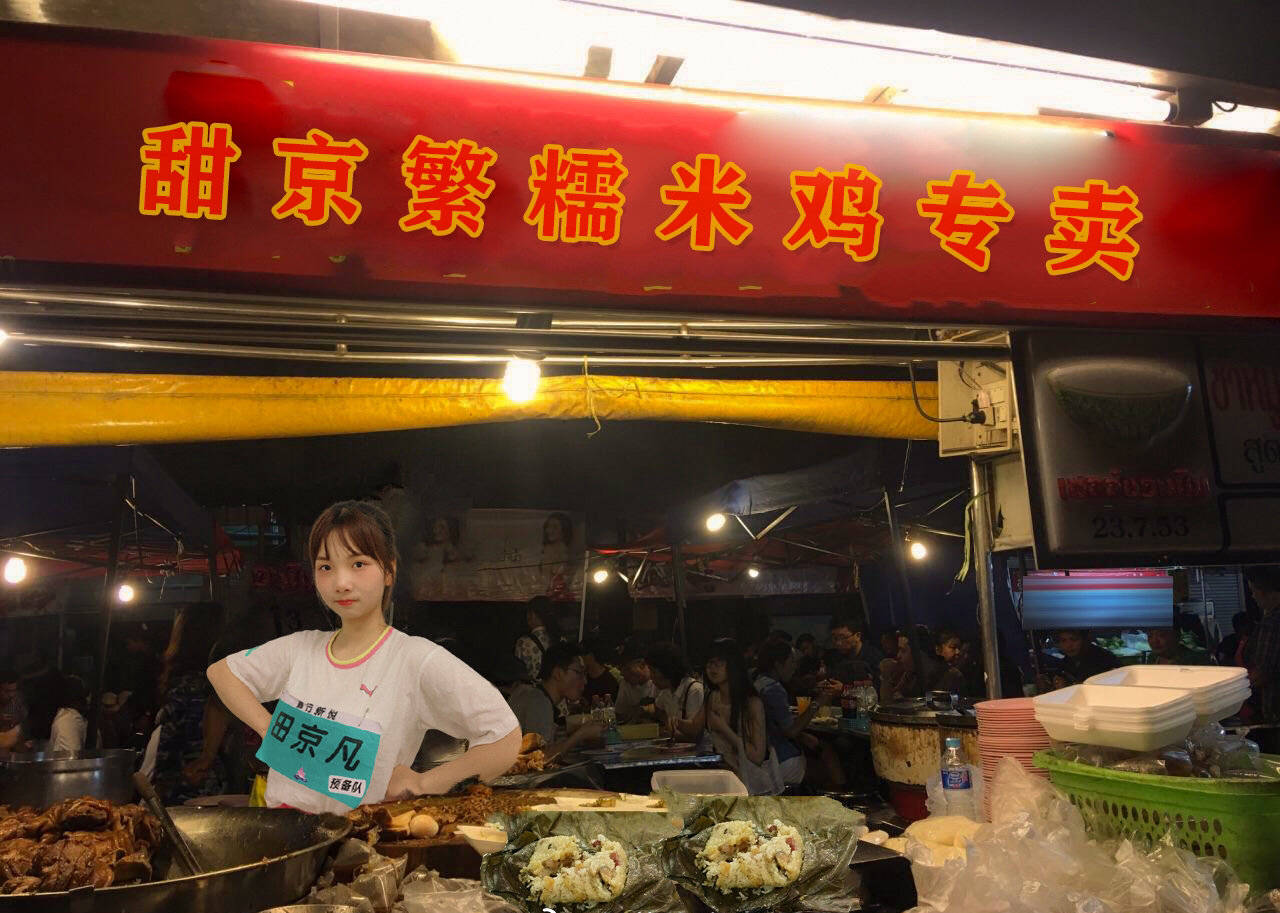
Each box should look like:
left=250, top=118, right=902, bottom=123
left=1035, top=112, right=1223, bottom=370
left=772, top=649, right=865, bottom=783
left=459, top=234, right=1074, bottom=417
left=916, top=170, right=1014, bottom=272
left=1044, top=180, right=1142, bottom=281
left=399, top=136, right=498, bottom=237
left=783, top=164, right=883, bottom=261
left=524, top=145, right=628, bottom=244
left=655, top=154, right=752, bottom=252
left=138, top=121, right=241, bottom=219
left=272, top=129, right=369, bottom=226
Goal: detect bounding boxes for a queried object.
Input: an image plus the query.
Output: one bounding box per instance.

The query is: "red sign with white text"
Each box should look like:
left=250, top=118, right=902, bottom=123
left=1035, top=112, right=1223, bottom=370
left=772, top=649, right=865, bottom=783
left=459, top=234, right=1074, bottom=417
left=1, top=23, right=1279, bottom=326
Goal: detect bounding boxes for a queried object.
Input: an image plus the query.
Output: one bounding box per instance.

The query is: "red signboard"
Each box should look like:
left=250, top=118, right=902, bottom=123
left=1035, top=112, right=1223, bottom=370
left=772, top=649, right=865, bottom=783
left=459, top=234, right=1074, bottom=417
left=1, top=23, right=1279, bottom=326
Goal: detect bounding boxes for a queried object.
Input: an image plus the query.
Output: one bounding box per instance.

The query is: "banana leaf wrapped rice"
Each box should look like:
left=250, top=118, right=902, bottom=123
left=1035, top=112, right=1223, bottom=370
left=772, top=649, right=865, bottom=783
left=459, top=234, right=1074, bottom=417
left=660, top=797, right=865, bottom=913
left=481, top=810, right=682, bottom=913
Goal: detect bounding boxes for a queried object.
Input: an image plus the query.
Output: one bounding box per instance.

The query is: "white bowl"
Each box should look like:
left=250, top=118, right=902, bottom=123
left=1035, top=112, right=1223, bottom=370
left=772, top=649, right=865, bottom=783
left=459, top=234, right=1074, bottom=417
left=455, top=825, right=507, bottom=855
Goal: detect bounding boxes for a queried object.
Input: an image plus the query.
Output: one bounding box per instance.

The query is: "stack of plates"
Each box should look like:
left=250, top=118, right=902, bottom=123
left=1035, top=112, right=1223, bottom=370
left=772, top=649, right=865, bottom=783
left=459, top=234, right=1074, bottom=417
left=974, top=697, right=1051, bottom=820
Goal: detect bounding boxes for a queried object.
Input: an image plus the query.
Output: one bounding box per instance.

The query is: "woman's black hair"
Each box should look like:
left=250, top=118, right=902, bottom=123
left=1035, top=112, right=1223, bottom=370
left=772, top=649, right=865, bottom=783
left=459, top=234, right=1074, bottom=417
left=706, top=638, right=757, bottom=734
left=543, top=513, right=574, bottom=546
left=755, top=639, right=794, bottom=677
left=58, top=675, right=88, bottom=715
left=526, top=596, right=554, bottom=633
left=644, top=642, right=686, bottom=686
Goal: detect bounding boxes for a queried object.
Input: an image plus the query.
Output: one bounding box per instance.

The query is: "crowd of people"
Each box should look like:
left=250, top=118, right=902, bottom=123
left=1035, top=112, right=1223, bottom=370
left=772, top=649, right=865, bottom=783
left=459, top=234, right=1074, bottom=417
left=501, top=612, right=1001, bottom=794
left=1039, top=566, right=1280, bottom=723
left=4, top=561, right=1278, bottom=803
left=0, top=603, right=265, bottom=806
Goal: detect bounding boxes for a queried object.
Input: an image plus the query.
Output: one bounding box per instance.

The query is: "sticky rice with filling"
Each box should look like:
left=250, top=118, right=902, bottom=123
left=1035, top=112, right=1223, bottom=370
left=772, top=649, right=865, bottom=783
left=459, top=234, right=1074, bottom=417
left=698, top=819, right=803, bottom=894
left=521, top=834, right=627, bottom=905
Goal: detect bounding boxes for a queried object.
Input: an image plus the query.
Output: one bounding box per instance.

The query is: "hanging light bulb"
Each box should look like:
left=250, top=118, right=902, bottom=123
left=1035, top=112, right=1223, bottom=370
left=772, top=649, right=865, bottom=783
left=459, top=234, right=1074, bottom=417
left=747, top=566, right=761, bottom=579
left=591, top=567, right=611, bottom=585
left=909, top=541, right=928, bottom=561
left=116, top=583, right=136, bottom=603
left=502, top=357, right=541, bottom=403
left=705, top=512, right=727, bottom=532
left=3, top=556, right=27, bottom=584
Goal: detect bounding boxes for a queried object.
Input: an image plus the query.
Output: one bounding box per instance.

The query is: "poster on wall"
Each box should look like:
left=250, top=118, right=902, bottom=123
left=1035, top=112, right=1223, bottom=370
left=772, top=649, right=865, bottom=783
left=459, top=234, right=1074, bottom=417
left=402, top=509, right=584, bottom=602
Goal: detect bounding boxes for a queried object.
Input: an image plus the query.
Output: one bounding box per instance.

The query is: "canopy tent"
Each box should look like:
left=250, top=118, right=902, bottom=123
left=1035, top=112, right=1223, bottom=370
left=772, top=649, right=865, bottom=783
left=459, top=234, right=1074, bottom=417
left=595, top=446, right=967, bottom=586
left=0, top=445, right=238, bottom=579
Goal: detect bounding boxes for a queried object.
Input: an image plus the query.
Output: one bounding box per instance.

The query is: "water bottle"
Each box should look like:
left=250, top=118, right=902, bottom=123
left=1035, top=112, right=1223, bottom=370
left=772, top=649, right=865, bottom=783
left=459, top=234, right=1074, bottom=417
left=603, top=695, right=621, bottom=745
left=940, top=737, right=978, bottom=819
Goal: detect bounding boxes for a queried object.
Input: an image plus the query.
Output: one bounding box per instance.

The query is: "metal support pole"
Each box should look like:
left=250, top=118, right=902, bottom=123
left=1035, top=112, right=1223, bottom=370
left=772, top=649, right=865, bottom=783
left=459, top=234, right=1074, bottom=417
left=88, top=474, right=130, bottom=749
left=969, top=459, right=1002, bottom=700
left=578, top=549, right=590, bottom=642
left=671, top=543, right=690, bottom=666
left=208, top=512, right=219, bottom=601
left=882, top=489, right=926, bottom=690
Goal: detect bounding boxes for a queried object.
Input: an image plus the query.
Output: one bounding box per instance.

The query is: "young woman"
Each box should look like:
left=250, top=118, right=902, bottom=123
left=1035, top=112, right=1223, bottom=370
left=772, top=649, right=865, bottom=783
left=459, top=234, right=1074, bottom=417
left=644, top=642, right=706, bottom=748
left=208, top=500, right=520, bottom=814
left=697, top=639, right=779, bottom=795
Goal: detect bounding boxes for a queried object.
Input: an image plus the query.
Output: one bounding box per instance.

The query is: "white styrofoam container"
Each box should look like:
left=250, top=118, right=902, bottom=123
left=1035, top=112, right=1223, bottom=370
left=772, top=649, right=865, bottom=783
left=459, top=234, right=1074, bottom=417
left=1084, top=665, right=1250, bottom=723
left=1034, top=684, right=1197, bottom=750
left=651, top=769, right=748, bottom=795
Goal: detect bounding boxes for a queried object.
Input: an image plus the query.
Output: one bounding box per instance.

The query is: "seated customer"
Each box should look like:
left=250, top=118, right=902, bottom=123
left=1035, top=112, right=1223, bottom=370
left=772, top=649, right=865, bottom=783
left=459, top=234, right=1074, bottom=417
left=1053, top=629, right=1120, bottom=684
left=753, top=641, right=842, bottom=788
left=1144, top=627, right=1209, bottom=665
left=614, top=642, right=657, bottom=723
left=507, top=642, right=603, bottom=759
left=933, top=630, right=982, bottom=697
left=581, top=637, right=620, bottom=706
left=645, top=642, right=706, bottom=748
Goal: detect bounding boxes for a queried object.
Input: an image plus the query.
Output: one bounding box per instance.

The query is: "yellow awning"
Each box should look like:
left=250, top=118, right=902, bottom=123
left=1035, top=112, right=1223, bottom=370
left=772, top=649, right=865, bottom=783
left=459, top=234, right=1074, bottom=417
left=0, top=371, right=938, bottom=446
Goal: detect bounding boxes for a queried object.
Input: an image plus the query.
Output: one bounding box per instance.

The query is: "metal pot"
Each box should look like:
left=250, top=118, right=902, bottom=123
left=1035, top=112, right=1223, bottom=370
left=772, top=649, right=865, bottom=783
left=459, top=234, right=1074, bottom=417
left=0, top=750, right=137, bottom=807
left=869, top=701, right=980, bottom=787
left=0, top=807, right=350, bottom=913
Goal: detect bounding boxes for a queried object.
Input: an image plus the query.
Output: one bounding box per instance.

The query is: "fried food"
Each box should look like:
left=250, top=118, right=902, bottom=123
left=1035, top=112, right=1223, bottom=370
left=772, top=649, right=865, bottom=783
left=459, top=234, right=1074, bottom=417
left=347, top=783, right=553, bottom=845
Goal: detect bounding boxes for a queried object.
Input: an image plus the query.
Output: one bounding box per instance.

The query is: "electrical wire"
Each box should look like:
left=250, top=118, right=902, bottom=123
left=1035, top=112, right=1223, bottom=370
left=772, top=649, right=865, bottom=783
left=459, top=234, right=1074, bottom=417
left=908, top=363, right=969, bottom=423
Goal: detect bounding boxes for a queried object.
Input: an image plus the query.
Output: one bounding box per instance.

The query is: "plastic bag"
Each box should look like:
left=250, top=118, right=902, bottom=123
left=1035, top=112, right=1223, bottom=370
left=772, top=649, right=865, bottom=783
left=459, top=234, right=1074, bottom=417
left=904, top=756, right=1260, bottom=913
left=399, top=868, right=519, bottom=913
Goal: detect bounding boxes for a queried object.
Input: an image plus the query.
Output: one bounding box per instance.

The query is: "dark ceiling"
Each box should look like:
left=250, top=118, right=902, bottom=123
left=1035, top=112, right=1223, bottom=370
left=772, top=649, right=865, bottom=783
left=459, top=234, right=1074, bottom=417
left=148, top=420, right=966, bottom=532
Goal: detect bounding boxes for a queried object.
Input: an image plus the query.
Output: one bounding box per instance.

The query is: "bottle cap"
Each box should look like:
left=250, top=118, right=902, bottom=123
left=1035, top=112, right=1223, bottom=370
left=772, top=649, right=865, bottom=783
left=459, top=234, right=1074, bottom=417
left=944, top=737, right=962, bottom=749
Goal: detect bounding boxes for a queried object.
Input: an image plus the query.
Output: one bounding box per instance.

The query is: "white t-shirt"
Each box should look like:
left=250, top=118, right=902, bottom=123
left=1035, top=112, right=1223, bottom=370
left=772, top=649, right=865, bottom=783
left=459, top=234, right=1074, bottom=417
left=227, top=628, right=518, bottom=814
left=49, top=708, right=87, bottom=753
left=655, top=677, right=705, bottom=723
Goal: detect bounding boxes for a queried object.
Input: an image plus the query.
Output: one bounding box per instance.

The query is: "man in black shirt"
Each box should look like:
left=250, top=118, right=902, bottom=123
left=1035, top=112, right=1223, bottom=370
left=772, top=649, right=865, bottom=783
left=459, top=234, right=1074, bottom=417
left=824, top=620, right=882, bottom=686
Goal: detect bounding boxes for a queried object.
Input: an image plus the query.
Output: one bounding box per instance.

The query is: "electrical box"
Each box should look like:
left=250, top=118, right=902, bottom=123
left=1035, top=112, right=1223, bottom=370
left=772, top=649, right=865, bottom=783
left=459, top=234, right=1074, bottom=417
left=989, top=451, right=1034, bottom=551
left=937, top=359, right=1018, bottom=457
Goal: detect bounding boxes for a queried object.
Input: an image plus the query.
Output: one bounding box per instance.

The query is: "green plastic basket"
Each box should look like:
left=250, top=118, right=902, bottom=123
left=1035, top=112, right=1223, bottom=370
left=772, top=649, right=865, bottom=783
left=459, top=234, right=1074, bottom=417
left=1033, top=750, right=1280, bottom=892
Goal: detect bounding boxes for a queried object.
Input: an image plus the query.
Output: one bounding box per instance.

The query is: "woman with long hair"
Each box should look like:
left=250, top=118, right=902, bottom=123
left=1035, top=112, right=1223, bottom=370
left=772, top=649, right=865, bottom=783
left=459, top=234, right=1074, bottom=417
left=209, top=500, right=519, bottom=813
left=698, top=639, right=780, bottom=795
